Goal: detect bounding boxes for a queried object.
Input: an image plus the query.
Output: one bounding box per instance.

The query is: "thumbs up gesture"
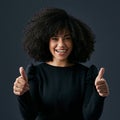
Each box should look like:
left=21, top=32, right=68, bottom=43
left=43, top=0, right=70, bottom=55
left=13, top=67, right=29, bottom=96
left=95, top=68, right=109, bottom=97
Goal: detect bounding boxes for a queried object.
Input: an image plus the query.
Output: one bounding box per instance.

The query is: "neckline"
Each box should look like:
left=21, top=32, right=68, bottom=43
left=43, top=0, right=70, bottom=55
left=44, top=62, right=77, bottom=69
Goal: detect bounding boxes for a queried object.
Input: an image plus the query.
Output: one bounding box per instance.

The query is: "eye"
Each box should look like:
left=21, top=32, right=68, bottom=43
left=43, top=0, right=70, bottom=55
left=64, top=36, right=72, bottom=40
left=65, top=37, right=71, bottom=39
left=51, top=37, right=58, bottom=41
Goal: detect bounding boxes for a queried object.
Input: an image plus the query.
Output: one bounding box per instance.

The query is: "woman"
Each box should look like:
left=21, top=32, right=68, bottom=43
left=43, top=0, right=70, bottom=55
left=13, top=8, right=109, bottom=120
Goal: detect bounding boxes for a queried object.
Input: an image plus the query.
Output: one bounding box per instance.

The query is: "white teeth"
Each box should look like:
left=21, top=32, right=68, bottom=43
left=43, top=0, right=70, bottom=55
left=56, top=49, right=66, bottom=53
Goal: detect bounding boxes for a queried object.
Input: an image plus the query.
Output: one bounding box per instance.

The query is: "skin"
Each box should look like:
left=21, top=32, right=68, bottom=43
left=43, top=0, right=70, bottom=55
left=13, top=67, right=29, bottom=96
left=47, top=29, right=73, bottom=67
left=13, top=30, right=109, bottom=97
left=95, top=67, right=109, bottom=97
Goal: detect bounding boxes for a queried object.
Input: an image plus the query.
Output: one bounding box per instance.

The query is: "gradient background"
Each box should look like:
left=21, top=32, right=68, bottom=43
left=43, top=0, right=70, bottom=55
left=0, top=0, right=119, bottom=119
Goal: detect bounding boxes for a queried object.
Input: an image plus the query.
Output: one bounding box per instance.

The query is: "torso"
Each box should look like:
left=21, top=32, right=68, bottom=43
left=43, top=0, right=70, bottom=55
left=29, top=62, right=88, bottom=117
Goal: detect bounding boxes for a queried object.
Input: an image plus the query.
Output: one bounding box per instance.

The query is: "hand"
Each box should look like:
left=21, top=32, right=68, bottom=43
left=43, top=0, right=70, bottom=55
left=13, top=67, right=29, bottom=96
left=95, top=68, right=109, bottom=97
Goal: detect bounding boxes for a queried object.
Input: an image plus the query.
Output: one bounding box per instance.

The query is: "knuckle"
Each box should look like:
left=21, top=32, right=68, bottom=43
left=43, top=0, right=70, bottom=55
left=13, top=85, right=16, bottom=90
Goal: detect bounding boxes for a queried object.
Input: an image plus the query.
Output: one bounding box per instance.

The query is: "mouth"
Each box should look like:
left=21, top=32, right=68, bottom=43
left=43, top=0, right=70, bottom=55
left=55, top=49, right=67, bottom=54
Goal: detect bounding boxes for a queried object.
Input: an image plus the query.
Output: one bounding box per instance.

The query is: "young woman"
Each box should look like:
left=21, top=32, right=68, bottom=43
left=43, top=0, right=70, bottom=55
left=13, top=8, right=109, bottom=120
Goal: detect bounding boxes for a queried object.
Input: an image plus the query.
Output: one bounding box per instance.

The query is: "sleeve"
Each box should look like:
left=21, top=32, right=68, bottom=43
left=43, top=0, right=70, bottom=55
left=17, top=64, right=39, bottom=120
left=82, top=65, right=105, bottom=120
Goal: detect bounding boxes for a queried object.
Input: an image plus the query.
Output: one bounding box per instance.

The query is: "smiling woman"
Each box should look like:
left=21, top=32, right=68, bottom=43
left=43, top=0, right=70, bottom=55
left=13, top=7, right=109, bottom=120
left=23, top=7, right=95, bottom=63
left=48, top=29, right=73, bottom=66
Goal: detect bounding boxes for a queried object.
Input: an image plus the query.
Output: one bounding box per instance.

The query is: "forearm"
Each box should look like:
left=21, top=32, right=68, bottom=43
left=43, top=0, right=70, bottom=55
left=17, top=91, right=37, bottom=120
left=83, top=90, right=105, bottom=120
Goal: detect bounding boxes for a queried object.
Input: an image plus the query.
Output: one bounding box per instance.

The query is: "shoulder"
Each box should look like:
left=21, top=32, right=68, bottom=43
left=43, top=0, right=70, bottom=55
left=76, top=63, right=88, bottom=70
left=87, top=64, right=98, bottom=77
left=26, top=62, right=44, bottom=70
left=77, top=63, right=98, bottom=71
left=25, top=62, right=45, bottom=78
left=85, top=64, right=98, bottom=82
left=77, top=63, right=98, bottom=78
left=75, top=63, right=94, bottom=71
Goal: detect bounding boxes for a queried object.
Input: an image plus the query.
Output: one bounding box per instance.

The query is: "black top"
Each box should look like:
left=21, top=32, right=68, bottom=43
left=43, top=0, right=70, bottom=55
left=17, top=62, right=105, bottom=120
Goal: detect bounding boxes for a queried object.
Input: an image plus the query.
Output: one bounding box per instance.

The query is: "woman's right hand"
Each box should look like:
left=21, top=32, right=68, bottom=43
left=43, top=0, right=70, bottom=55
left=13, top=67, right=30, bottom=96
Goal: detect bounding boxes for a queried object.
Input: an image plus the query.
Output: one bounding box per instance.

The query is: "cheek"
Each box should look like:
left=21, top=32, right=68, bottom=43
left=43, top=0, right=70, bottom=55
left=67, top=42, right=73, bottom=49
left=49, top=42, right=56, bottom=52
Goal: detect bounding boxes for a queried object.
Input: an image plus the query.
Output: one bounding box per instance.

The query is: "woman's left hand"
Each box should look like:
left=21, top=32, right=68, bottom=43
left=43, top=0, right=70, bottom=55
left=95, top=68, right=109, bottom=97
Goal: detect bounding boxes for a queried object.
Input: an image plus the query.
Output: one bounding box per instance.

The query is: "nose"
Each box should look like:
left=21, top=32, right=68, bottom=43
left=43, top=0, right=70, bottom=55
left=57, top=38, right=65, bottom=47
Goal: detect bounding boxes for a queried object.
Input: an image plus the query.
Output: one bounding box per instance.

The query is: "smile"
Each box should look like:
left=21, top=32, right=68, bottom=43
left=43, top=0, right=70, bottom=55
left=55, top=49, right=67, bottom=53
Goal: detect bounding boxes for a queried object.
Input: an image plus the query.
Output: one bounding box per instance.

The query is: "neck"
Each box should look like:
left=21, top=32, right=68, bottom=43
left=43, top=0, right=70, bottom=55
left=46, top=60, right=73, bottom=67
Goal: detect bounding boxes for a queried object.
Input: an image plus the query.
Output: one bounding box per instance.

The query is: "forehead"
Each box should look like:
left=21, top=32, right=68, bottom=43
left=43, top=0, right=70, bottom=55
left=54, top=29, right=70, bottom=36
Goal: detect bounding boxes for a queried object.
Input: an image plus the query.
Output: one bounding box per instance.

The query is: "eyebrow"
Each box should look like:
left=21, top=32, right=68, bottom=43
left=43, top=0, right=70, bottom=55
left=53, top=33, right=71, bottom=37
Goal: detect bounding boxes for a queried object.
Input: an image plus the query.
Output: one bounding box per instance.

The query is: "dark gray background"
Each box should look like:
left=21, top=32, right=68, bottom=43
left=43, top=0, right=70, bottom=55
left=0, top=0, right=119, bottom=119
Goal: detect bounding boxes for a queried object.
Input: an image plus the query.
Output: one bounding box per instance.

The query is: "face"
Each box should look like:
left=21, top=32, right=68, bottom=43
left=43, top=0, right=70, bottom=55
left=49, top=29, right=73, bottom=63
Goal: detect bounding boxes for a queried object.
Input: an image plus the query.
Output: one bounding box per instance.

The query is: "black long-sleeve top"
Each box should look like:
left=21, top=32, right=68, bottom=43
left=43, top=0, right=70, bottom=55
left=17, top=62, right=105, bottom=120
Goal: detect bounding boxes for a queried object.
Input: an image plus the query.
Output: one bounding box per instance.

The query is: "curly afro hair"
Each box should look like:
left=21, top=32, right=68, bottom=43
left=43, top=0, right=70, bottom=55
left=23, top=7, right=95, bottom=63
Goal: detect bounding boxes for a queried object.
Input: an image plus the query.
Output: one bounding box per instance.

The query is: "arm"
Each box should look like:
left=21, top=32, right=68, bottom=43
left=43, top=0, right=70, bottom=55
left=83, top=83, right=105, bottom=120
left=13, top=65, right=38, bottom=120
left=82, top=65, right=109, bottom=120
left=17, top=91, right=38, bottom=120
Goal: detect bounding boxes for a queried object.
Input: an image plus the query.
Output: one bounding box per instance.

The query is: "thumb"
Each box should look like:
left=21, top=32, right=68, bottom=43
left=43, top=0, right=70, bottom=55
left=97, top=67, right=105, bottom=79
left=19, top=67, right=28, bottom=81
